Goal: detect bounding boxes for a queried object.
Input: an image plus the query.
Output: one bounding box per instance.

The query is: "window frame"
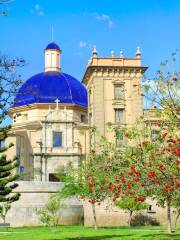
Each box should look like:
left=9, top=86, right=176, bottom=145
left=116, top=132, right=124, bottom=148
left=114, top=84, right=124, bottom=100
left=114, top=108, right=124, bottom=124
left=52, top=131, right=63, bottom=148
left=151, top=129, right=159, bottom=140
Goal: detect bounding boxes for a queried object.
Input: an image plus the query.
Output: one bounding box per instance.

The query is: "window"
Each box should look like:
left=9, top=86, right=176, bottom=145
left=81, top=114, right=86, bottom=123
left=151, top=130, right=159, bottom=140
left=147, top=205, right=156, bottom=213
left=49, top=173, right=60, bottom=182
left=0, top=140, right=5, bottom=149
left=114, top=85, right=124, bottom=100
left=116, top=132, right=124, bottom=147
left=53, top=132, right=62, bottom=147
left=51, top=53, right=55, bottom=66
left=114, top=109, right=124, bottom=124
left=89, top=113, right=92, bottom=125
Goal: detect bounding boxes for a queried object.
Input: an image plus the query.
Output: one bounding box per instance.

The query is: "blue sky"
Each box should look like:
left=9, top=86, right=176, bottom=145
left=1, top=0, right=180, bottom=81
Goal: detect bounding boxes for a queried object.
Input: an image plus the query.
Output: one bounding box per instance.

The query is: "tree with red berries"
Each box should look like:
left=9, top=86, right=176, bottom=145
left=114, top=52, right=180, bottom=233
left=117, top=119, right=179, bottom=233
left=59, top=129, right=122, bottom=229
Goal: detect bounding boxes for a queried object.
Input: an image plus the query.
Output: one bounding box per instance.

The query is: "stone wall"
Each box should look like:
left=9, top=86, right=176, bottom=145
left=83, top=199, right=180, bottom=227
left=4, top=181, right=83, bottom=227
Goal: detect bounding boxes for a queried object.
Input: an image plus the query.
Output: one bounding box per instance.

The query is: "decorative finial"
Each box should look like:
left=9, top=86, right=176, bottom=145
left=120, top=51, right=123, bottom=58
left=136, top=46, right=141, bottom=59
left=111, top=51, right=115, bottom=58
left=92, top=45, right=98, bottom=58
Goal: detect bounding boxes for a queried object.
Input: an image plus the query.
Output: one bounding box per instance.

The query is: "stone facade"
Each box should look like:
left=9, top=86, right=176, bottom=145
left=83, top=200, right=180, bottom=227
left=4, top=181, right=83, bottom=227
left=8, top=105, right=88, bottom=181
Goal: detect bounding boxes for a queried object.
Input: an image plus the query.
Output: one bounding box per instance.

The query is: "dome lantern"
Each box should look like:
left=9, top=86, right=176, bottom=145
left=44, top=42, right=61, bottom=72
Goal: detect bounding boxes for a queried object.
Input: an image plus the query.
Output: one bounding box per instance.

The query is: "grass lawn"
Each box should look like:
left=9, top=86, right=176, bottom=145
left=0, top=226, right=179, bottom=240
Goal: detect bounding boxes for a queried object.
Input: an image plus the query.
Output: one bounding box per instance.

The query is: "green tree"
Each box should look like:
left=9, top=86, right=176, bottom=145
left=172, top=192, right=180, bottom=227
left=0, top=55, right=25, bottom=219
left=58, top=130, right=121, bottom=229
left=115, top=197, right=148, bottom=227
left=37, top=194, right=65, bottom=227
left=0, top=203, right=11, bottom=224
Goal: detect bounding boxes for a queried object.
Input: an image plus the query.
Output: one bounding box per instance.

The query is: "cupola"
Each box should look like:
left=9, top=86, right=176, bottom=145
left=44, top=42, right=61, bottom=72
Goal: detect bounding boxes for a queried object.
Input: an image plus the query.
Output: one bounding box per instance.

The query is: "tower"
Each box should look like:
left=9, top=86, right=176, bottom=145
left=45, top=42, right=62, bottom=72
left=82, top=47, right=148, bottom=146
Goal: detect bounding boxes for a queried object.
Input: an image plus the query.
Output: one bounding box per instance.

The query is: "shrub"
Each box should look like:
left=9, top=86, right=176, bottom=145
left=130, top=213, right=160, bottom=226
left=36, top=194, right=65, bottom=227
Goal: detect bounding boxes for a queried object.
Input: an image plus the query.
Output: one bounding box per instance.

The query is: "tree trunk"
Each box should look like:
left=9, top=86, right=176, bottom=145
left=175, top=210, right=180, bottom=228
left=91, top=202, right=97, bottom=230
left=128, top=211, right=133, bottom=227
left=167, top=199, right=172, bottom=233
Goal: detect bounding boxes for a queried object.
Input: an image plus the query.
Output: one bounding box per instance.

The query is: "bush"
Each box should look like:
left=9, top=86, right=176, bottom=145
left=36, top=194, right=65, bottom=227
left=130, top=213, right=160, bottom=226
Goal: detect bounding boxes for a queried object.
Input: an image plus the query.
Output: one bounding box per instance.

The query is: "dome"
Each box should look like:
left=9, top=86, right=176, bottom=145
left=13, top=72, right=87, bottom=108
left=45, top=42, right=60, bottom=51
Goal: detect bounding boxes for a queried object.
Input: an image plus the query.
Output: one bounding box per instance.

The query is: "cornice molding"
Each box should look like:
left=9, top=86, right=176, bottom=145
left=82, top=65, right=148, bottom=85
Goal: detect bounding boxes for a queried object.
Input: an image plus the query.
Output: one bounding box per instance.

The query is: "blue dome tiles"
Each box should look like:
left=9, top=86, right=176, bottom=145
left=45, top=42, right=61, bottom=51
left=13, top=72, right=87, bottom=108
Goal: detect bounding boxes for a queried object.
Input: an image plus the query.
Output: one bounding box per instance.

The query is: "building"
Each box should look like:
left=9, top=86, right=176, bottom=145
left=83, top=46, right=147, bottom=145
left=5, top=42, right=89, bottom=226
left=8, top=42, right=88, bottom=182
left=3, top=43, right=179, bottom=227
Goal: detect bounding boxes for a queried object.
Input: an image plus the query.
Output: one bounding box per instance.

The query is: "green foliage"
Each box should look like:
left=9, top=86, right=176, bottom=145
left=115, top=197, right=148, bottom=213
left=0, top=48, right=25, bottom=210
left=115, top=197, right=148, bottom=226
left=130, top=214, right=160, bottom=226
left=0, top=203, right=11, bottom=224
left=37, top=194, right=65, bottom=227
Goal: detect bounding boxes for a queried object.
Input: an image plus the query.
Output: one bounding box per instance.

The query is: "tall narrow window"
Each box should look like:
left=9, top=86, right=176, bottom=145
left=114, top=85, right=124, bottom=100
left=89, top=113, right=92, bottom=125
left=116, top=132, right=124, bottom=147
left=51, top=53, right=55, bottom=67
left=53, top=132, right=62, bottom=147
left=151, top=129, right=159, bottom=140
left=81, top=114, right=86, bottom=123
left=115, top=109, right=124, bottom=124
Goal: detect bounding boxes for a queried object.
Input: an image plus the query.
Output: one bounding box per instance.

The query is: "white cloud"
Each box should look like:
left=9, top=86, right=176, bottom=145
left=79, top=41, right=87, bottom=48
left=95, top=13, right=114, bottom=28
left=30, top=4, right=44, bottom=16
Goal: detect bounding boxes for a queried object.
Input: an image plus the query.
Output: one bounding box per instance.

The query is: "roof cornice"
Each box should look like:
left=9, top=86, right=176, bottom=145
left=82, top=65, right=148, bottom=85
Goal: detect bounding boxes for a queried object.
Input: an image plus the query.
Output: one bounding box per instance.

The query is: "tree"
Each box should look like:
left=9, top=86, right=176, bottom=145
left=0, top=56, right=25, bottom=120
left=0, top=203, right=11, bottom=224
left=0, top=55, right=25, bottom=221
left=112, top=118, right=179, bottom=233
left=36, top=194, right=65, bottom=227
left=58, top=131, right=121, bottom=229
left=115, top=197, right=148, bottom=227
left=172, top=192, right=180, bottom=227
left=0, top=0, right=14, bottom=16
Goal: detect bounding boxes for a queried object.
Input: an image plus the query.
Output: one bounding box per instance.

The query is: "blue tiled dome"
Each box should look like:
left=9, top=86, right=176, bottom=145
left=13, top=72, right=87, bottom=108
left=45, top=42, right=60, bottom=51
